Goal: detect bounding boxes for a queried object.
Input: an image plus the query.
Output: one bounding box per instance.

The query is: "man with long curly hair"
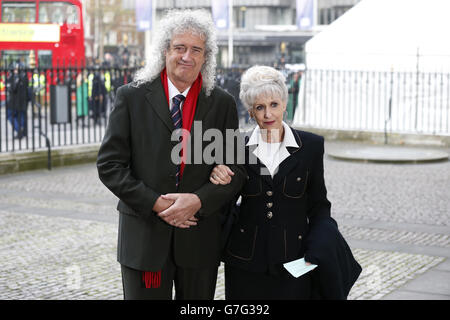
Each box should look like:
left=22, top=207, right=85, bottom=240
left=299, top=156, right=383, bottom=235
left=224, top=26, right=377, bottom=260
left=97, top=9, right=245, bottom=299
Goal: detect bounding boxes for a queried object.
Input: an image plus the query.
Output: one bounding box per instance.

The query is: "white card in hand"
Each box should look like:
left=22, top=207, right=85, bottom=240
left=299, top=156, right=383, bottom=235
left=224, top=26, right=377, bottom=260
left=283, top=257, right=318, bottom=278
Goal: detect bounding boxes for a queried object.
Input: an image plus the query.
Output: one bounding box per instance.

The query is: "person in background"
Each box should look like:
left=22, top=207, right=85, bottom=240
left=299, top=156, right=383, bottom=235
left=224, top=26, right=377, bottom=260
left=90, top=68, right=106, bottom=125
left=76, top=72, right=89, bottom=126
left=7, top=61, right=29, bottom=139
left=289, top=71, right=301, bottom=113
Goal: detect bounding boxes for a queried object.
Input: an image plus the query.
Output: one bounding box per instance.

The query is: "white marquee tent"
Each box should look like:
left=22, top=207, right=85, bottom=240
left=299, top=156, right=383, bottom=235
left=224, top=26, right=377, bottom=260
left=293, top=0, right=450, bottom=135
left=305, top=0, right=450, bottom=72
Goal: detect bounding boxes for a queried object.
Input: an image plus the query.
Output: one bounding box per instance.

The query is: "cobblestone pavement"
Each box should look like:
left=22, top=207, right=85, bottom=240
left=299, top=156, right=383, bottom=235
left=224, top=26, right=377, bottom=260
left=0, top=141, right=449, bottom=300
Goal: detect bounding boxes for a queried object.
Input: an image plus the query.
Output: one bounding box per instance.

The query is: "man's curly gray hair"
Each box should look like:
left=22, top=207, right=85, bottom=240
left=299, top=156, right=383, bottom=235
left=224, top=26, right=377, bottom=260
left=133, top=9, right=218, bottom=96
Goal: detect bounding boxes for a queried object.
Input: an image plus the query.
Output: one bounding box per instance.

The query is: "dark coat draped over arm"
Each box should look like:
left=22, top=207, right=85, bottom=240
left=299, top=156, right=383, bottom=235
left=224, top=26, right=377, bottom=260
left=305, top=216, right=362, bottom=300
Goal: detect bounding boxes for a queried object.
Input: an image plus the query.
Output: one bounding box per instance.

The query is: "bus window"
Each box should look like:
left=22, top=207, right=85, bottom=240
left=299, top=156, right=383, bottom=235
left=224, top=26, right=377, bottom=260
left=38, top=50, right=52, bottom=68
left=1, top=2, right=36, bottom=23
left=1, top=50, right=29, bottom=68
left=39, top=2, right=79, bottom=25
left=52, top=7, right=64, bottom=24
left=65, top=4, right=78, bottom=24
left=39, top=6, right=49, bottom=23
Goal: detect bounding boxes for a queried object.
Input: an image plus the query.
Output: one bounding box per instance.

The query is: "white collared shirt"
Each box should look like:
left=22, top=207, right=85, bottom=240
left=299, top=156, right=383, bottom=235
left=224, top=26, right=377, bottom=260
left=246, top=121, right=299, bottom=177
left=168, top=77, right=190, bottom=111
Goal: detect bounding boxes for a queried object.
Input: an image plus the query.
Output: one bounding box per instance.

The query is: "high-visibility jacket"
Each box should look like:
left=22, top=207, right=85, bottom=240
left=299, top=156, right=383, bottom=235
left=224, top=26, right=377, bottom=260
left=30, top=73, right=45, bottom=95
left=104, top=71, right=111, bottom=92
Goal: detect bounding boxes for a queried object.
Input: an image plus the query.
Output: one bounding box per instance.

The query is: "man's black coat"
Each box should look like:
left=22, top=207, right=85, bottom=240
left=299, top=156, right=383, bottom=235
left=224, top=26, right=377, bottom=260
left=7, top=71, right=29, bottom=111
left=97, top=75, right=246, bottom=271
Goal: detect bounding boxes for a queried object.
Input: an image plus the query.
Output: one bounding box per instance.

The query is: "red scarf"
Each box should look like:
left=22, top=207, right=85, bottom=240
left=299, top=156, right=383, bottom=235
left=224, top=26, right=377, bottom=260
left=161, top=68, right=202, bottom=177
left=142, top=69, right=202, bottom=289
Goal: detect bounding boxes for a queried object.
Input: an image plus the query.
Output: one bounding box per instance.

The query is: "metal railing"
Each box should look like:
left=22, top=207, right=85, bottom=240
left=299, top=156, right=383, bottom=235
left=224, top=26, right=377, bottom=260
left=1, top=65, right=138, bottom=154
left=295, top=68, right=450, bottom=136
left=3, top=65, right=447, bottom=156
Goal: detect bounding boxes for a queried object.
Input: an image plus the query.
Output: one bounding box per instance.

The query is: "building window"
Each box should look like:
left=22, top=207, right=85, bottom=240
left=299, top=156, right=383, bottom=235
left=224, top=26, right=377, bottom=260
left=319, top=5, right=353, bottom=25
left=270, top=7, right=287, bottom=25
left=121, top=0, right=134, bottom=10
left=234, top=6, right=246, bottom=29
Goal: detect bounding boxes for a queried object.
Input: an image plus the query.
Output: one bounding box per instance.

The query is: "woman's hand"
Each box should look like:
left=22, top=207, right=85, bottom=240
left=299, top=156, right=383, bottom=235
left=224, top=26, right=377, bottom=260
left=210, top=164, right=234, bottom=185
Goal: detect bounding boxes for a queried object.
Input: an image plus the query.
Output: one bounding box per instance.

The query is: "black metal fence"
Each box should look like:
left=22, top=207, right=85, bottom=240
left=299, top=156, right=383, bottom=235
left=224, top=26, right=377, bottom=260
left=297, top=68, right=450, bottom=136
left=3, top=65, right=448, bottom=155
left=1, top=65, right=138, bottom=154
left=0, top=66, right=301, bottom=155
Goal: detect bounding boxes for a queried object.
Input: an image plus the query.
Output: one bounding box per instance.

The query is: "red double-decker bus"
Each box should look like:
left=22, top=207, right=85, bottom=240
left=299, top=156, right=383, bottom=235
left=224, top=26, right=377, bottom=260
left=0, top=0, right=85, bottom=68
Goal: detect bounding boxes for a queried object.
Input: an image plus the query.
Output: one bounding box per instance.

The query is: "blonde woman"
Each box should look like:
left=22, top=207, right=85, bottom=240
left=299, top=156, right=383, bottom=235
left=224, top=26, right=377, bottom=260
left=211, top=66, right=361, bottom=300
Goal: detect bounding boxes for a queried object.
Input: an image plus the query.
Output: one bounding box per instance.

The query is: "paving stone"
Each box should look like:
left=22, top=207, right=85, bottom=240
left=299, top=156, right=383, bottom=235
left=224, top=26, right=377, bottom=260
left=0, top=141, right=449, bottom=300
left=340, top=225, right=450, bottom=248
left=347, top=248, right=444, bottom=300
left=0, top=211, right=445, bottom=300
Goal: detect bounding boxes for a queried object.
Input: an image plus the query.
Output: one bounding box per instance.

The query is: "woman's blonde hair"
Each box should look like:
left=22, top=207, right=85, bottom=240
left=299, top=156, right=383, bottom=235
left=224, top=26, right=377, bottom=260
left=239, top=66, right=288, bottom=111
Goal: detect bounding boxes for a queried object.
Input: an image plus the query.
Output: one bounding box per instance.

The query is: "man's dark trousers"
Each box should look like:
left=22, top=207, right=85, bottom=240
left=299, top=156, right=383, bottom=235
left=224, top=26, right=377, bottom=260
left=120, top=232, right=218, bottom=300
